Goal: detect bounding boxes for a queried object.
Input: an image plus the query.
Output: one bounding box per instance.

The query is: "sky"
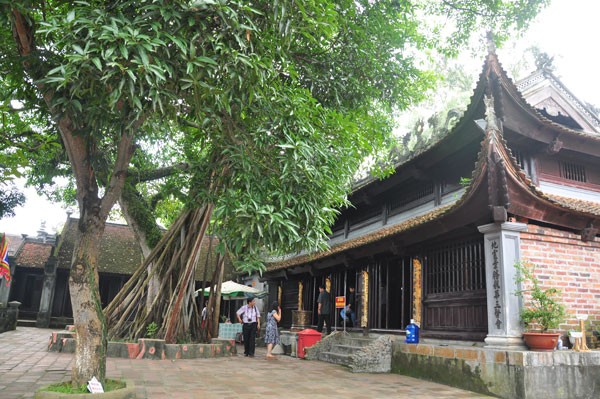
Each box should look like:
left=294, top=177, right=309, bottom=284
left=0, top=0, right=599, bottom=237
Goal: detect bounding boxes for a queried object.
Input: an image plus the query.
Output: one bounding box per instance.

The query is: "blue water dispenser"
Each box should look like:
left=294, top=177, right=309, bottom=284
left=405, top=319, right=420, bottom=344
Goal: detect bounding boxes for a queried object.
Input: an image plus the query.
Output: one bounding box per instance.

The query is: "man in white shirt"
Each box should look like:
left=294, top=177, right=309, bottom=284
left=236, top=297, right=261, bottom=357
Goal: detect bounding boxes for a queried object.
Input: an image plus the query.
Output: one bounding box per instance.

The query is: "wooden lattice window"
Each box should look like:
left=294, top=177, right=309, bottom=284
left=560, top=161, right=587, bottom=182
left=424, top=237, right=485, bottom=295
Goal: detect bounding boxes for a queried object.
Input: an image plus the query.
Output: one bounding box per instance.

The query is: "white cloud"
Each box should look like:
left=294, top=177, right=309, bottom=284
left=501, top=0, right=600, bottom=107
left=0, top=180, right=74, bottom=236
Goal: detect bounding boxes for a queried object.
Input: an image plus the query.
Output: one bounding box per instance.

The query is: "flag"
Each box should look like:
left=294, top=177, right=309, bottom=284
left=0, top=233, right=10, bottom=286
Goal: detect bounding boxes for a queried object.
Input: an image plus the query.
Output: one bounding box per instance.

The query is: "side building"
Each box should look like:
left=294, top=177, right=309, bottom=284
left=5, top=216, right=232, bottom=328
left=263, top=50, right=600, bottom=346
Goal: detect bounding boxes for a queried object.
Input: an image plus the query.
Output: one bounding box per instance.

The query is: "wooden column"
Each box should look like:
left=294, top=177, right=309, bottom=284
left=412, top=258, right=422, bottom=326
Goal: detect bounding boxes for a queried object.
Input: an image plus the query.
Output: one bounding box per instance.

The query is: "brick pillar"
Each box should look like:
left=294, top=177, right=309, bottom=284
left=36, top=257, right=58, bottom=328
left=478, top=222, right=527, bottom=349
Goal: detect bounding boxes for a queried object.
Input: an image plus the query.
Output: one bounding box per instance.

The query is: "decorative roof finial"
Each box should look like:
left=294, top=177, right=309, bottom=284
left=486, top=31, right=496, bottom=55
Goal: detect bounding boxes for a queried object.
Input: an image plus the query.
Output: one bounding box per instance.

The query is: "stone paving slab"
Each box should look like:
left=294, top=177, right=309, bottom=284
left=0, top=327, right=493, bottom=398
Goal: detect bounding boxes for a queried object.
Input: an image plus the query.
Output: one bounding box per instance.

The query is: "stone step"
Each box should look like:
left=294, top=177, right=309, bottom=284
left=318, top=351, right=353, bottom=366
left=17, top=319, right=37, bottom=327
left=338, top=336, right=376, bottom=347
left=331, top=344, right=365, bottom=355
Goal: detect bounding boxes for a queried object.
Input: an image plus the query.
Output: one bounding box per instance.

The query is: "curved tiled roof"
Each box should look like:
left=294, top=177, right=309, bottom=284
left=493, top=59, right=600, bottom=143
left=267, top=205, right=454, bottom=271
left=14, top=241, right=53, bottom=268
left=56, top=218, right=142, bottom=275
left=516, top=69, right=600, bottom=133
left=55, top=217, right=235, bottom=279
left=542, top=194, right=600, bottom=216
left=267, top=50, right=600, bottom=273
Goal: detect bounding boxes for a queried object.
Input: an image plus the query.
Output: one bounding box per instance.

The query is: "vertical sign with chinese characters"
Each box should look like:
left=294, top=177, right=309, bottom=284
left=490, top=240, right=503, bottom=329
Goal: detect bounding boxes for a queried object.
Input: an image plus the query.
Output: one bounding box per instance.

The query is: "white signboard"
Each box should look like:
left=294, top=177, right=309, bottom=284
left=87, top=376, right=104, bottom=394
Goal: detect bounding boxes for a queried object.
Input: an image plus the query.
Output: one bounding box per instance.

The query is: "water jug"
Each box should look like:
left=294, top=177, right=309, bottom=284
left=405, top=319, right=420, bottom=344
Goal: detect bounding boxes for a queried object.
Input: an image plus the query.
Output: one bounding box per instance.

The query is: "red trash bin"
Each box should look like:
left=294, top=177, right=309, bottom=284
left=297, top=328, right=322, bottom=359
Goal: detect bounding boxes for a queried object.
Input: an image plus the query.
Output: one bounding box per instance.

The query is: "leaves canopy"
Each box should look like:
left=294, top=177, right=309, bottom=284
left=1, top=0, right=549, bottom=271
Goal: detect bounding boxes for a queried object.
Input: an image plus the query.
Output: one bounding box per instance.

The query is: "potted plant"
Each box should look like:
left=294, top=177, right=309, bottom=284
left=514, top=260, right=567, bottom=351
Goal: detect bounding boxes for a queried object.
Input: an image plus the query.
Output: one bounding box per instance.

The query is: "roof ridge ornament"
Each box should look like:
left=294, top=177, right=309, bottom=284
left=486, top=31, right=497, bottom=56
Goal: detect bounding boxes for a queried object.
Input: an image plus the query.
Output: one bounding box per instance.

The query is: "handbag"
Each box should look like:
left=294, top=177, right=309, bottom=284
left=235, top=331, right=244, bottom=343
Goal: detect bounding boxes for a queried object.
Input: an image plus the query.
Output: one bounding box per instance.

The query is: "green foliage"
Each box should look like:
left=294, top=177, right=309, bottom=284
left=514, top=260, right=567, bottom=332
left=459, top=177, right=472, bottom=187
left=0, top=182, right=25, bottom=218
left=145, top=322, right=158, bottom=338
left=0, top=0, right=549, bottom=273
left=40, top=379, right=125, bottom=394
left=424, top=0, right=551, bottom=55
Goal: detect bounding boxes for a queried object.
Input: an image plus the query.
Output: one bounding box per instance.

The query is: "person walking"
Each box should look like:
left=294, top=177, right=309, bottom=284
left=236, top=297, right=261, bottom=357
left=264, top=301, right=282, bottom=359
left=316, top=284, right=332, bottom=335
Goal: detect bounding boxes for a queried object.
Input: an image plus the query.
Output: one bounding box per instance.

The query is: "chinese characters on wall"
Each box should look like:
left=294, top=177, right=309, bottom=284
left=491, top=240, right=503, bottom=329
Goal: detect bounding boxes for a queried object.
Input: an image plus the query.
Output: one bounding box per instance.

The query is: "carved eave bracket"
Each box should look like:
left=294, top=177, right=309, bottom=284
left=390, top=241, right=404, bottom=256
left=546, top=136, right=564, bottom=155
left=581, top=222, right=598, bottom=242
left=342, top=255, right=354, bottom=269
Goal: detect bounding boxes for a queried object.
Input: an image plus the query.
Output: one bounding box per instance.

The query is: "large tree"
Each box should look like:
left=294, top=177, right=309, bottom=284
left=1, top=0, right=548, bottom=387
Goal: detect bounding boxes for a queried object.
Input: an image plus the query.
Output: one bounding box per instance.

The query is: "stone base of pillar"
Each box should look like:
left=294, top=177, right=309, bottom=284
left=36, top=312, right=51, bottom=328
left=485, top=335, right=527, bottom=350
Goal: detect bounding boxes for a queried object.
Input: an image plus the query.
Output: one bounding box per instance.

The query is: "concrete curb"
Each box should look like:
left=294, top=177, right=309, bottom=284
left=48, top=333, right=237, bottom=360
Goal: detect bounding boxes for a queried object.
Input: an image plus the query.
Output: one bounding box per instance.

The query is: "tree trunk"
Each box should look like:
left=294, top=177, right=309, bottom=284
left=69, top=214, right=107, bottom=385
left=105, top=205, right=221, bottom=344
left=210, top=256, right=225, bottom=339
left=118, top=184, right=162, bottom=312
left=10, top=6, right=136, bottom=388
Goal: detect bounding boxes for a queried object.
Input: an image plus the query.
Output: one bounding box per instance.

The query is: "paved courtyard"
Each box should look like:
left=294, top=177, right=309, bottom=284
left=0, top=327, right=492, bottom=398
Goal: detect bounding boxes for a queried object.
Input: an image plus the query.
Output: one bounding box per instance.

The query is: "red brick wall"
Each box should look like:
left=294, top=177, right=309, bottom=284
left=520, top=225, right=600, bottom=332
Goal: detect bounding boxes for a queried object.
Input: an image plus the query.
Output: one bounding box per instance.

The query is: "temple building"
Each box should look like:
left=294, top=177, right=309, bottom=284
left=263, top=49, right=600, bottom=348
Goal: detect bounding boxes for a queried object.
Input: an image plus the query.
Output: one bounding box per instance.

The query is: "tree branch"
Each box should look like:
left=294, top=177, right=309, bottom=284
left=128, top=162, right=190, bottom=183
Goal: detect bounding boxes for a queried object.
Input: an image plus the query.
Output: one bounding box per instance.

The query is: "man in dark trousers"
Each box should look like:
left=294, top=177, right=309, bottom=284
left=316, top=284, right=332, bottom=335
left=236, top=297, right=261, bottom=357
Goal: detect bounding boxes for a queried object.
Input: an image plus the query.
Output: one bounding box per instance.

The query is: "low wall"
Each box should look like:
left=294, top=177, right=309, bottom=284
left=0, top=301, right=20, bottom=334
left=392, top=339, right=600, bottom=399
left=48, top=331, right=236, bottom=360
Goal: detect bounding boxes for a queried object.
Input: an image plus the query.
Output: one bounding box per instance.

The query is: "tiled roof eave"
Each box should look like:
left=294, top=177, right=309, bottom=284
left=266, top=152, right=490, bottom=272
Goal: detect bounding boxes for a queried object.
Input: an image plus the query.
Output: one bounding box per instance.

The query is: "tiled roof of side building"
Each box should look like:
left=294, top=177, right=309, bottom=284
left=55, top=218, right=142, bottom=275
left=55, top=217, right=235, bottom=279
left=5, top=234, right=25, bottom=257
left=14, top=241, right=53, bottom=268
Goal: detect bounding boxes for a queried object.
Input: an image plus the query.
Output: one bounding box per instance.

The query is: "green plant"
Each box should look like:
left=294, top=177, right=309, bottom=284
left=41, top=379, right=125, bottom=393
left=514, top=260, right=566, bottom=332
left=459, top=177, right=472, bottom=187
left=145, top=322, right=158, bottom=338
